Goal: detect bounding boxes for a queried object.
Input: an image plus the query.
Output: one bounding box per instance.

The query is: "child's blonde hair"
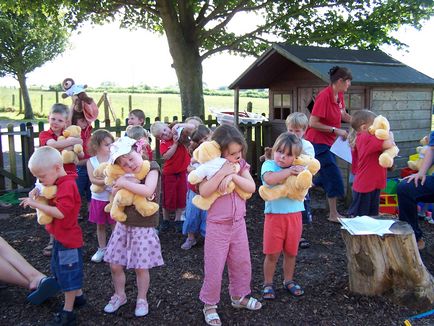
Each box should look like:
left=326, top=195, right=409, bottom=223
left=89, top=129, right=114, bottom=156
left=29, top=146, right=62, bottom=171
left=50, top=103, right=69, bottom=118
left=126, top=125, right=147, bottom=140
left=150, top=121, right=167, bottom=138
left=272, top=132, right=303, bottom=158
left=348, top=109, right=377, bottom=148
left=185, top=116, right=203, bottom=128
left=285, top=112, right=309, bottom=130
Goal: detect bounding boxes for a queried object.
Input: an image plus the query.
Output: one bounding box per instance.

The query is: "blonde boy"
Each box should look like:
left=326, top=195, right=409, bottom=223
left=20, top=147, right=84, bottom=325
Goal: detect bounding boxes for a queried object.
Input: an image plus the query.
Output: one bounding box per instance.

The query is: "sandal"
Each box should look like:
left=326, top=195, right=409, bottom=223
left=230, top=296, right=262, bottom=310
left=42, top=244, right=53, bottom=257
left=203, top=305, right=221, bottom=326
left=283, top=280, right=304, bottom=297
left=27, top=276, right=60, bottom=305
left=299, top=238, right=311, bottom=249
left=262, top=284, right=276, bottom=300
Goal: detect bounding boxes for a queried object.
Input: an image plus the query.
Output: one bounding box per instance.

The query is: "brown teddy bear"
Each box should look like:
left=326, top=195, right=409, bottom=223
left=368, top=115, right=399, bottom=168
left=57, top=125, right=83, bottom=164
left=187, top=140, right=252, bottom=210
left=61, top=78, right=87, bottom=99
left=258, top=150, right=320, bottom=202
left=35, top=185, right=57, bottom=225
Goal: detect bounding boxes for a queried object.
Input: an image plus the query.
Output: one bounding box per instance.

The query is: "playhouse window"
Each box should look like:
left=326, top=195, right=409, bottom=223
left=273, top=92, right=292, bottom=120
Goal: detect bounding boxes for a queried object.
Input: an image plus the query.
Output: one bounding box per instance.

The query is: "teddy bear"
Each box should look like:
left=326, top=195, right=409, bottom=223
left=408, top=135, right=429, bottom=171
left=57, top=125, right=83, bottom=164
left=258, top=151, right=320, bottom=202
left=35, top=185, right=57, bottom=225
left=187, top=140, right=252, bottom=210
left=368, top=115, right=399, bottom=168
left=61, top=78, right=87, bottom=99
left=89, top=162, right=110, bottom=193
left=102, top=161, right=159, bottom=222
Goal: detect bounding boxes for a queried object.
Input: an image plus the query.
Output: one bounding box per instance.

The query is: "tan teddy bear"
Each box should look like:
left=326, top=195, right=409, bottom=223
left=408, top=135, right=429, bottom=171
left=57, top=125, right=83, bottom=164
left=258, top=152, right=320, bottom=202
left=187, top=140, right=252, bottom=210
left=90, top=162, right=109, bottom=193
left=35, top=185, right=57, bottom=225
left=368, top=115, right=399, bottom=168
left=103, top=161, right=159, bottom=222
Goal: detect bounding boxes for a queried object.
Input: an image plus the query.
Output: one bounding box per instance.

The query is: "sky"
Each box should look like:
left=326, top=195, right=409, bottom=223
left=1, top=17, right=434, bottom=89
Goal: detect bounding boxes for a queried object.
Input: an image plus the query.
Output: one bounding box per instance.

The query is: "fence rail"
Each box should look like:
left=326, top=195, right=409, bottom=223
left=0, top=118, right=272, bottom=193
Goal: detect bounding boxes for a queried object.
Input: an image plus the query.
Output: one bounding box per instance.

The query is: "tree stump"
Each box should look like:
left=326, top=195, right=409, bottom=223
left=341, top=220, right=434, bottom=309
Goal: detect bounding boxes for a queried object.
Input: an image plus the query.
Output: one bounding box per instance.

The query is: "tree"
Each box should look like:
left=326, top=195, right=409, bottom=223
left=0, top=10, right=69, bottom=119
left=4, top=1, right=434, bottom=118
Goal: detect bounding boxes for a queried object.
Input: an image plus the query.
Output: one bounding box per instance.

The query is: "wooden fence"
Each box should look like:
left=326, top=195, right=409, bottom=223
left=0, top=118, right=273, bottom=193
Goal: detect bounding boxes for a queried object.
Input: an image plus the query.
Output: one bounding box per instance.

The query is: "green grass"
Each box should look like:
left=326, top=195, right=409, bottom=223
left=0, top=87, right=268, bottom=122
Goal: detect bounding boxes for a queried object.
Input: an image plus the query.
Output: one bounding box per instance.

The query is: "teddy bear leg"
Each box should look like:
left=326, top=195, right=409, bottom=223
left=114, top=189, right=135, bottom=207
left=258, top=185, right=285, bottom=201
left=133, top=196, right=159, bottom=217
left=295, top=170, right=312, bottom=189
left=192, top=192, right=221, bottom=210
left=110, top=204, right=127, bottom=222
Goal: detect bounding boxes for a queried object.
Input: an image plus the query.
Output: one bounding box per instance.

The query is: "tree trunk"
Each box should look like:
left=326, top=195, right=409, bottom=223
left=341, top=220, right=434, bottom=309
left=157, top=0, right=204, bottom=118
left=17, top=73, right=34, bottom=120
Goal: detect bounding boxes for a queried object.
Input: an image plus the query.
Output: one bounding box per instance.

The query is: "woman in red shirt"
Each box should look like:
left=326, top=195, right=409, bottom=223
left=305, top=66, right=352, bottom=223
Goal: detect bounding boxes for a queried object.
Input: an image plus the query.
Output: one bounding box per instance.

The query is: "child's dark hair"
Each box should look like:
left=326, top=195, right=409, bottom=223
left=272, top=132, right=303, bottom=157
left=348, top=109, right=377, bottom=148
left=71, top=110, right=85, bottom=125
left=329, top=66, right=353, bottom=83
left=89, top=129, right=114, bottom=156
left=212, top=124, right=247, bottom=158
left=129, top=109, right=145, bottom=125
left=190, top=125, right=211, bottom=153
left=50, top=103, right=69, bottom=118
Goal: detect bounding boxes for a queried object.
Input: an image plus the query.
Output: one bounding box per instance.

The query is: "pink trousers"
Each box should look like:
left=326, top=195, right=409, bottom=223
left=199, top=218, right=252, bottom=305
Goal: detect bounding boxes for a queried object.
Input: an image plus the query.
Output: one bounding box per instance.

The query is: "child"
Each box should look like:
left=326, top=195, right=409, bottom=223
left=103, top=136, right=163, bottom=317
left=150, top=121, right=194, bottom=232
left=126, top=125, right=153, bottom=160
left=348, top=110, right=396, bottom=217
left=285, top=112, right=314, bottom=249
left=37, top=103, right=83, bottom=256
left=181, top=125, right=211, bottom=250
left=86, top=129, right=116, bottom=263
left=199, top=124, right=261, bottom=326
left=261, top=132, right=305, bottom=300
left=20, top=146, right=84, bottom=325
left=127, top=109, right=153, bottom=160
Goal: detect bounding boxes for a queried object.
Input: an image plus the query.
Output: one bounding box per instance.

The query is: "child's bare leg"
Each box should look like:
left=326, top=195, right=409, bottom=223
left=96, top=224, right=107, bottom=248
left=63, top=290, right=79, bottom=311
left=110, top=264, right=126, bottom=298
left=263, top=253, right=280, bottom=285
left=175, top=208, right=183, bottom=221
left=135, top=269, right=150, bottom=300
left=282, top=252, right=296, bottom=282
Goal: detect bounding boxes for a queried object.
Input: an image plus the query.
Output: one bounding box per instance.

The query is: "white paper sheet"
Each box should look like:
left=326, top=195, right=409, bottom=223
left=338, top=216, right=395, bottom=236
left=330, top=136, right=352, bottom=163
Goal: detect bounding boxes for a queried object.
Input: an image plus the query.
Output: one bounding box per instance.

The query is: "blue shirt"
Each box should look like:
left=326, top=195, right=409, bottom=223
left=261, top=160, right=305, bottom=214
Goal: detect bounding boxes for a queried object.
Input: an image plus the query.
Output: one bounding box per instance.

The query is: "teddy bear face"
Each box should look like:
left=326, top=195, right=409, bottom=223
left=63, top=125, right=82, bottom=138
left=193, top=141, right=222, bottom=164
left=62, top=78, right=74, bottom=91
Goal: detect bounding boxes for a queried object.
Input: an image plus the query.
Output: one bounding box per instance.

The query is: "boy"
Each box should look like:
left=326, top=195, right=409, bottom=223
left=285, top=112, right=314, bottom=249
left=20, top=147, right=84, bottom=326
left=37, top=104, right=83, bottom=256
left=150, top=121, right=194, bottom=232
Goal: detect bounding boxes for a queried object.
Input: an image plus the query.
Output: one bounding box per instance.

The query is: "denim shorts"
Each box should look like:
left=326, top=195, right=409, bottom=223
left=51, top=240, right=83, bottom=292
left=76, top=165, right=91, bottom=202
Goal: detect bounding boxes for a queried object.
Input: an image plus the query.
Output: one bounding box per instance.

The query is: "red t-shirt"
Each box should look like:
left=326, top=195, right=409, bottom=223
left=81, top=125, right=92, bottom=159
left=351, top=147, right=358, bottom=175
left=145, top=144, right=153, bottom=161
left=39, top=129, right=77, bottom=175
left=46, top=174, right=83, bottom=248
left=305, top=86, right=345, bottom=146
left=352, top=131, right=386, bottom=193
left=160, top=139, right=190, bottom=175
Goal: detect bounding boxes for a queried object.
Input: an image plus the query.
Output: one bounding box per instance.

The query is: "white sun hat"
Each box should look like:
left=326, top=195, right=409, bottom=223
left=109, top=136, right=137, bottom=164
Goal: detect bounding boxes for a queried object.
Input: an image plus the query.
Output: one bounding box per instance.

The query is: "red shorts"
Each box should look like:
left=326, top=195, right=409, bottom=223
left=263, top=212, right=302, bottom=256
left=162, top=172, right=187, bottom=210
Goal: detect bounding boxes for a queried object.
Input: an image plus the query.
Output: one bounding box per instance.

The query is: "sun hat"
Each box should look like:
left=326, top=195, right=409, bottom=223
left=109, top=136, right=137, bottom=164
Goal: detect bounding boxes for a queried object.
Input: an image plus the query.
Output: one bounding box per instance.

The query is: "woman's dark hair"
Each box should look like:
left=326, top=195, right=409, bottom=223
left=272, top=132, right=302, bottom=157
left=329, top=66, right=353, bottom=83
left=212, top=124, right=247, bottom=158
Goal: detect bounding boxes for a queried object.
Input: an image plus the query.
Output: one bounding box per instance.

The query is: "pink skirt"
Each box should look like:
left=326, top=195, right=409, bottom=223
left=104, top=223, right=164, bottom=270
left=89, top=199, right=115, bottom=225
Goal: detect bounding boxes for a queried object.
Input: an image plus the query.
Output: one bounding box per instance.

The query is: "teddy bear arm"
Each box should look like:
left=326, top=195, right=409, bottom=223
left=35, top=197, right=53, bottom=225
left=375, top=129, right=390, bottom=140
left=110, top=203, right=127, bottom=222
left=258, top=184, right=288, bottom=201
left=73, top=144, right=83, bottom=154
left=134, top=161, right=151, bottom=180
left=133, top=195, right=159, bottom=217
left=192, top=192, right=221, bottom=210
left=234, top=185, right=252, bottom=200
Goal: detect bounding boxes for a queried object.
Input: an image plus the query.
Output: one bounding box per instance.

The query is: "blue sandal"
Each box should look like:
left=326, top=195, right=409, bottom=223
left=262, top=284, right=276, bottom=300
left=283, top=280, right=304, bottom=297
left=27, top=277, right=60, bottom=304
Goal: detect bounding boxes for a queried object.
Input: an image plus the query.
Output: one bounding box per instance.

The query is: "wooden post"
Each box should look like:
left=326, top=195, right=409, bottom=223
left=121, top=107, right=124, bottom=119
left=128, top=95, right=132, bottom=111
left=7, top=124, right=17, bottom=189
left=234, top=88, right=240, bottom=126
left=103, top=92, right=109, bottom=122
left=247, top=101, right=252, bottom=112
left=341, top=220, right=434, bottom=309
left=40, top=94, right=43, bottom=113
left=157, top=97, right=162, bottom=119
left=12, top=94, right=15, bottom=107
left=55, top=91, right=59, bottom=103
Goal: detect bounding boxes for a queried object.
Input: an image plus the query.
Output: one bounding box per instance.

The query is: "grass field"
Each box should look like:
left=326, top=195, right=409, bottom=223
left=0, top=87, right=268, bottom=121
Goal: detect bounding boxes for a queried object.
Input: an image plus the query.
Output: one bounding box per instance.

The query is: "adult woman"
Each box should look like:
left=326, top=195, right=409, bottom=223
left=305, top=66, right=352, bottom=222
left=0, top=236, right=59, bottom=304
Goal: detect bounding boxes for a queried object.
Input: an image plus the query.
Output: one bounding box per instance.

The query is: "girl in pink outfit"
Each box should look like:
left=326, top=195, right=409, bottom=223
left=198, top=124, right=261, bottom=326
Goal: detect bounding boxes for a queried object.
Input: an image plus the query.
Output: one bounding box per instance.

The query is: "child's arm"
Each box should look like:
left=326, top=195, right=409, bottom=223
left=228, top=169, right=256, bottom=193
left=172, top=122, right=196, bottom=136
left=263, top=166, right=305, bottom=185
left=113, top=170, right=158, bottom=198
left=46, top=137, right=83, bottom=150
left=199, top=161, right=235, bottom=197
left=19, top=197, right=64, bottom=219
left=86, top=160, right=105, bottom=186
left=162, top=142, right=178, bottom=160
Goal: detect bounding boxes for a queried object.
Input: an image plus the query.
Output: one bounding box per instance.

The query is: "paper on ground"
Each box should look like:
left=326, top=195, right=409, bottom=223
left=330, top=136, right=352, bottom=163
left=338, top=215, right=395, bottom=236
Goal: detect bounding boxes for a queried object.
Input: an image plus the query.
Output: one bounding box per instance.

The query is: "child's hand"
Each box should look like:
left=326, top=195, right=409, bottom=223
left=219, top=161, right=237, bottom=177
left=218, top=174, right=234, bottom=194
left=19, top=197, right=36, bottom=209
left=29, top=187, right=40, bottom=199
left=288, top=165, right=306, bottom=176
left=114, top=175, right=140, bottom=188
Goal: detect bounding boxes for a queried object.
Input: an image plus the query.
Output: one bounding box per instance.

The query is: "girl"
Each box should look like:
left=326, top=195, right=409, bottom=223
left=86, top=129, right=115, bottom=263
left=126, top=125, right=153, bottom=160
left=348, top=110, right=396, bottom=217
left=181, top=125, right=211, bottom=250
left=199, top=124, right=261, bottom=326
left=103, top=136, right=163, bottom=317
left=261, top=133, right=305, bottom=300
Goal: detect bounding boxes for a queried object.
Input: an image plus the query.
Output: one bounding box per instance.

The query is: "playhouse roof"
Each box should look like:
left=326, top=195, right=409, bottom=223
left=229, top=44, right=434, bottom=89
